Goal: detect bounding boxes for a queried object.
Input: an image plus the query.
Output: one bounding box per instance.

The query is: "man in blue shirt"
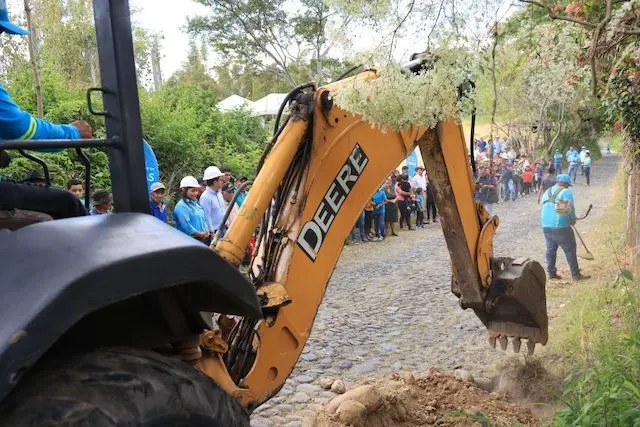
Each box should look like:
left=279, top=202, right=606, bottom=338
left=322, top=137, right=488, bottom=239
left=149, top=182, right=167, bottom=222
left=199, top=165, right=226, bottom=234
left=0, top=3, right=92, bottom=220
left=553, top=149, right=564, bottom=174
left=565, top=146, right=579, bottom=183
left=540, top=174, right=590, bottom=281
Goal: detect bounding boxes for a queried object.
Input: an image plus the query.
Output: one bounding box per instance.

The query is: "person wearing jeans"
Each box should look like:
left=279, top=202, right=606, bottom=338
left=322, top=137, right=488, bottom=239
left=566, top=146, right=579, bottom=183
left=372, top=186, right=386, bottom=241
left=540, top=174, right=590, bottom=281
left=499, top=162, right=516, bottom=201
left=349, top=211, right=368, bottom=243
left=583, top=152, right=592, bottom=185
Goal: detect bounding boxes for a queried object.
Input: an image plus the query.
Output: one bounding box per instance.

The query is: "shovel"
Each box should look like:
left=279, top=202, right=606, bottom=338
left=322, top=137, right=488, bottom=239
left=573, top=204, right=594, bottom=260
left=572, top=226, right=594, bottom=260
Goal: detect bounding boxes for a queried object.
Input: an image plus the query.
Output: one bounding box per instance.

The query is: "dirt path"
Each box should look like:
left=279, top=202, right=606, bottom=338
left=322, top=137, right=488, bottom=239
left=250, top=154, right=620, bottom=427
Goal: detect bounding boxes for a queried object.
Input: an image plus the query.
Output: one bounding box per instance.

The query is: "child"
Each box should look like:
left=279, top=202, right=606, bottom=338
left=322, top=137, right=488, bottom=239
left=415, top=188, right=425, bottom=228
left=521, top=166, right=534, bottom=195
left=372, top=186, right=387, bottom=241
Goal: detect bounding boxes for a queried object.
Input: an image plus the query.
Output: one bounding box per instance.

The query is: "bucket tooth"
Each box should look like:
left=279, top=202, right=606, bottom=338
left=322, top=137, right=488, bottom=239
left=489, top=335, right=497, bottom=349
left=526, top=340, right=536, bottom=356
left=512, top=337, right=521, bottom=353
left=498, top=335, right=508, bottom=351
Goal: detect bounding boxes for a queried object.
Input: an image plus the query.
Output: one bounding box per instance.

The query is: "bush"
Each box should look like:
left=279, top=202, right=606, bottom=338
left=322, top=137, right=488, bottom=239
left=552, top=272, right=640, bottom=426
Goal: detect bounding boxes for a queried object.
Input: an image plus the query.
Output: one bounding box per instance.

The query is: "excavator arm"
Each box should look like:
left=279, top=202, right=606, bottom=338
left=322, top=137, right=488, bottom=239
left=202, top=70, right=548, bottom=410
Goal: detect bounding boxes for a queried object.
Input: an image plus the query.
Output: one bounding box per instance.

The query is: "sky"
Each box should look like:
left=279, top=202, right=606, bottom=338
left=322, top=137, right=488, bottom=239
left=130, top=0, right=210, bottom=77
left=7, top=0, right=515, bottom=81
left=129, top=0, right=515, bottom=80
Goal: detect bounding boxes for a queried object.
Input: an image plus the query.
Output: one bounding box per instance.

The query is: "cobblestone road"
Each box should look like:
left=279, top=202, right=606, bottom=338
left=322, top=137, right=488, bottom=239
left=251, top=154, right=620, bottom=427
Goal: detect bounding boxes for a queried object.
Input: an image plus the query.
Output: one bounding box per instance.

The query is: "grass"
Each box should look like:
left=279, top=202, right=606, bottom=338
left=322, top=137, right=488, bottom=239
left=547, top=167, right=640, bottom=426
left=608, top=132, right=623, bottom=153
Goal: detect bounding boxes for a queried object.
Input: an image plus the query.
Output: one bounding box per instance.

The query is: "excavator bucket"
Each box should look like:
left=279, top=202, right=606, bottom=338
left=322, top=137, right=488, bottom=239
left=480, top=257, right=548, bottom=355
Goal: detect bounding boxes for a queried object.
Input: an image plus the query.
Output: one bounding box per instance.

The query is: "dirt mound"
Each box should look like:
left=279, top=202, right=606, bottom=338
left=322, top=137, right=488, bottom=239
left=308, top=368, right=536, bottom=427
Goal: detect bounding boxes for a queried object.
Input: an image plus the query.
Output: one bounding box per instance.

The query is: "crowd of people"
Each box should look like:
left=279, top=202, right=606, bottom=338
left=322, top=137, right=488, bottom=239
left=472, top=140, right=596, bottom=214
left=473, top=138, right=599, bottom=281
left=348, top=165, right=438, bottom=244
left=6, top=164, right=247, bottom=248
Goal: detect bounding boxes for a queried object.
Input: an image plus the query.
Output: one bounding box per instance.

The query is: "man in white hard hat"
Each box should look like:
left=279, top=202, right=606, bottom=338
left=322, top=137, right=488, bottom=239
left=200, top=166, right=226, bottom=235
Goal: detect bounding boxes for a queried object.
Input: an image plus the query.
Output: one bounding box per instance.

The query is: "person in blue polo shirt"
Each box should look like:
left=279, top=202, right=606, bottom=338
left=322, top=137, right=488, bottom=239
left=565, top=146, right=580, bottom=183
left=0, top=2, right=92, bottom=220
left=553, top=149, right=563, bottom=174
left=540, top=174, right=590, bottom=281
left=0, top=2, right=92, bottom=141
left=149, top=182, right=167, bottom=222
left=173, top=176, right=210, bottom=244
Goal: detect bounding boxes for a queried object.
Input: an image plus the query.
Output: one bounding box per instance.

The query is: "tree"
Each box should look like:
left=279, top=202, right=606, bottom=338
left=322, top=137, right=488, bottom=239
left=24, top=0, right=43, bottom=117
left=519, top=0, right=640, bottom=270
left=188, top=0, right=362, bottom=86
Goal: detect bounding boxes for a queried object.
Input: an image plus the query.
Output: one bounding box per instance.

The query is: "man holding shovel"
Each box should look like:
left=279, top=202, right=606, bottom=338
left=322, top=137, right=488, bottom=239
left=540, top=174, right=591, bottom=281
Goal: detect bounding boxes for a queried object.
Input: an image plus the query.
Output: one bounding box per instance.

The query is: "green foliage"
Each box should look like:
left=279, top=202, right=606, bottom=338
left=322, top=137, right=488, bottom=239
left=601, top=44, right=640, bottom=147
left=140, top=79, right=267, bottom=188
left=550, top=169, right=640, bottom=426
left=553, top=305, right=640, bottom=426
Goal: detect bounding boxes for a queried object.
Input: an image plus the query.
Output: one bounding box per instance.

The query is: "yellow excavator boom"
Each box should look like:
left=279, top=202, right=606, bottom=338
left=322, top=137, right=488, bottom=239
left=204, top=70, right=548, bottom=410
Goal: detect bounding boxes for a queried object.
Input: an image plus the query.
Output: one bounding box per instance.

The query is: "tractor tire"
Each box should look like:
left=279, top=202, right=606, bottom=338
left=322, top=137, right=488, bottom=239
left=0, top=348, right=250, bottom=427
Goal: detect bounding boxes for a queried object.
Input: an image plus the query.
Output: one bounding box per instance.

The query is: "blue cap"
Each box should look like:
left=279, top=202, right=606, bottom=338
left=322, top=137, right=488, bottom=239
left=0, top=0, right=29, bottom=35
left=556, top=174, right=573, bottom=186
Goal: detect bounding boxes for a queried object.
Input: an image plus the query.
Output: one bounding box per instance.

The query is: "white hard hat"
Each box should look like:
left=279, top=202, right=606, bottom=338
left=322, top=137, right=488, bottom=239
left=180, top=176, right=200, bottom=189
left=203, top=166, right=223, bottom=181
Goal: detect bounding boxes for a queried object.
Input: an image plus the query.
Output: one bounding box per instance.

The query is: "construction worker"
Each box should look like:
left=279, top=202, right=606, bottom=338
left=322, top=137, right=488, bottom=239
left=540, top=174, right=590, bottom=281
left=0, top=3, right=92, bottom=141
left=0, top=2, right=91, bottom=219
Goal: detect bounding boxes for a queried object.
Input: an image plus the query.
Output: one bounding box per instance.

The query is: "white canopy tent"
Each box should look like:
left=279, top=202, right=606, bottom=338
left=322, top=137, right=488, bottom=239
left=217, top=95, right=254, bottom=112
left=250, top=93, right=287, bottom=117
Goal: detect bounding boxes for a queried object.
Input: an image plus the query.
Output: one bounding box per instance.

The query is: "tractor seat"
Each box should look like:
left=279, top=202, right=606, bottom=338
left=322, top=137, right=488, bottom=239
left=0, top=209, right=53, bottom=231
left=0, top=179, right=87, bottom=228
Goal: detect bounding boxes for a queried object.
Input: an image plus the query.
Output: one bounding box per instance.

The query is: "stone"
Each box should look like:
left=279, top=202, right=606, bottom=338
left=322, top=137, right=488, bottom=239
left=318, top=377, right=334, bottom=390
left=296, top=383, right=322, bottom=394
left=295, top=374, right=315, bottom=384
left=330, top=379, right=346, bottom=394
left=268, top=416, right=286, bottom=425
left=277, top=404, right=294, bottom=414
left=291, top=392, right=310, bottom=403
left=454, top=369, right=475, bottom=383
left=336, top=400, right=367, bottom=427
left=301, top=352, right=318, bottom=362
left=336, top=360, right=353, bottom=369
left=381, top=342, right=399, bottom=351
left=353, top=360, right=379, bottom=374
left=250, top=418, right=272, bottom=427
left=327, top=385, right=383, bottom=414
left=318, top=357, right=333, bottom=367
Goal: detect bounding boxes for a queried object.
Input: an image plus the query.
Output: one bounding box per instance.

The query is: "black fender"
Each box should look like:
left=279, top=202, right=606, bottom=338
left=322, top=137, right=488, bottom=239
left=0, top=213, right=261, bottom=403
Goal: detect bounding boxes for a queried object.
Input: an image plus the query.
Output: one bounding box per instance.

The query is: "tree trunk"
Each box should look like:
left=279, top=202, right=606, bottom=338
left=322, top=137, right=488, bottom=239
left=151, top=40, right=163, bottom=91
left=489, top=25, right=498, bottom=141
left=24, top=0, right=43, bottom=117
left=627, top=153, right=640, bottom=274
